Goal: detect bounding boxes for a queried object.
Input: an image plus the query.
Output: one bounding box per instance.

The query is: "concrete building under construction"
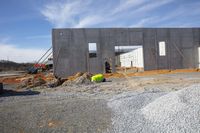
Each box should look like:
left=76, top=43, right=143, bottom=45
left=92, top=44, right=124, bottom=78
left=52, top=28, right=200, bottom=78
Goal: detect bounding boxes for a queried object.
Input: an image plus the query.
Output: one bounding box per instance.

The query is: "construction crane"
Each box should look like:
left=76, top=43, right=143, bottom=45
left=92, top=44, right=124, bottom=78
left=27, top=47, right=53, bottom=74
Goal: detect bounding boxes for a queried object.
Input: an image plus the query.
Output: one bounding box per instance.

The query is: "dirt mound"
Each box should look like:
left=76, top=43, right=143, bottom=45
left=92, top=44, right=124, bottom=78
left=45, top=73, right=55, bottom=81
left=67, top=72, right=84, bottom=80
left=15, top=72, right=92, bottom=88
left=62, top=72, right=93, bottom=86
left=46, top=78, right=65, bottom=88
left=1, top=72, right=93, bottom=89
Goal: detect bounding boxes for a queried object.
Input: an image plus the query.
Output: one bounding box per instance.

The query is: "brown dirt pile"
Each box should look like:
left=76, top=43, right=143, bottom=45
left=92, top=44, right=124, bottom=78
left=62, top=72, right=93, bottom=86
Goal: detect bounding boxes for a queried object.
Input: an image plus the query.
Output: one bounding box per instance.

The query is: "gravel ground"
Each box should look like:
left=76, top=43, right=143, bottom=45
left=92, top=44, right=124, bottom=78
left=1, top=72, right=200, bottom=133
left=0, top=93, right=112, bottom=133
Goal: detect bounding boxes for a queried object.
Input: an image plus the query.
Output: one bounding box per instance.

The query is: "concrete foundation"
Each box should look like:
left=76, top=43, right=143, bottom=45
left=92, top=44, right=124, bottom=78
left=52, top=28, right=200, bottom=78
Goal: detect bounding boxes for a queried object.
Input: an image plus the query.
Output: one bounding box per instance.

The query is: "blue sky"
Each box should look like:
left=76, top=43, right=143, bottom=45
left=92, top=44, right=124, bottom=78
left=0, top=0, right=200, bottom=62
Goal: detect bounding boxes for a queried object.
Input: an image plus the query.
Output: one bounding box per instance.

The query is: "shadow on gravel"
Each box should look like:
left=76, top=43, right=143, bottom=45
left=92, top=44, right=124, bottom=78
left=0, top=90, right=40, bottom=97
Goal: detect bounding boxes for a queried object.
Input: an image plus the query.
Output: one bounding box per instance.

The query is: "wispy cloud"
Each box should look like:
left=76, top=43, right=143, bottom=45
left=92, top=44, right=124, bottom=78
left=74, top=15, right=104, bottom=28
left=130, top=17, right=158, bottom=27
left=41, top=0, right=200, bottom=28
left=133, top=0, right=174, bottom=13
left=26, top=35, right=51, bottom=39
left=134, top=1, right=200, bottom=27
left=112, top=0, right=146, bottom=15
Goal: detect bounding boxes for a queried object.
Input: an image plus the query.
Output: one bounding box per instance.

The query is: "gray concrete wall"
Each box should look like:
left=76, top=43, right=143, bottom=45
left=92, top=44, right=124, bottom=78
left=52, top=28, right=200, bottom=78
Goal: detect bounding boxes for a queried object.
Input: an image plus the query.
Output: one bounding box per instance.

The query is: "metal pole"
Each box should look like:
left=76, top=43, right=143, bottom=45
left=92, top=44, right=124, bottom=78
left=41, top=52, right=52, bottom=64
left=36, top=47, right=52, bottom=64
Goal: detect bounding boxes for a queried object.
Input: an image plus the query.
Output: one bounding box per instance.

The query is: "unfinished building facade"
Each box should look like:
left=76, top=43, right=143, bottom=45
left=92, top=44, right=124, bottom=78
left=52, top=28, right=200, bottom=78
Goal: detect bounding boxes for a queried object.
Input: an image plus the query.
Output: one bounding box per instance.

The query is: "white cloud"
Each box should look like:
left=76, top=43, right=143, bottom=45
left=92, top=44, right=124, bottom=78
left=0, top=43, right=46, bottom=63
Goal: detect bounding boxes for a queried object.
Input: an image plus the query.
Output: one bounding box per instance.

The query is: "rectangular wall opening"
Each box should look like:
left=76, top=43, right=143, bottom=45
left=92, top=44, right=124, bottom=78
left=159, top=41, right=166, bottom=56
left=88, top=43, right=97, bottom=58
left=115, top=45, right=144, bottom=73
left=198, top=47, right=200, bottom=68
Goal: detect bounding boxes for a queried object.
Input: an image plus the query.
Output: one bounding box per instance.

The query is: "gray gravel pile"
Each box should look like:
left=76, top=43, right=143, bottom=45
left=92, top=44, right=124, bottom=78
left=141, top=84, right=200, bottom=132
left=107, top=84, right=200, bottom=133
left=106, top=91, right=165, bottom=132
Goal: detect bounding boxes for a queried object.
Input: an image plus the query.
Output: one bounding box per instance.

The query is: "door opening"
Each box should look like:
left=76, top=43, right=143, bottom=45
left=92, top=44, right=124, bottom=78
left=105, top=61, right=111, bottom=73
left=104, top=58, right=112, bottom=73
left=115, top=45, right=144, bottom=73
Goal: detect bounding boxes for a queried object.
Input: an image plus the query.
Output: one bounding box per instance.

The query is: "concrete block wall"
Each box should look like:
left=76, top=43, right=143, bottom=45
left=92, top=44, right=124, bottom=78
left=52, top=28, right=200, bottom=78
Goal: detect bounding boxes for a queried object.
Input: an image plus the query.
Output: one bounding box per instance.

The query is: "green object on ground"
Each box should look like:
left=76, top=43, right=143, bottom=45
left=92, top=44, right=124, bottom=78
left=91, top=74, right=104, bottom=82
